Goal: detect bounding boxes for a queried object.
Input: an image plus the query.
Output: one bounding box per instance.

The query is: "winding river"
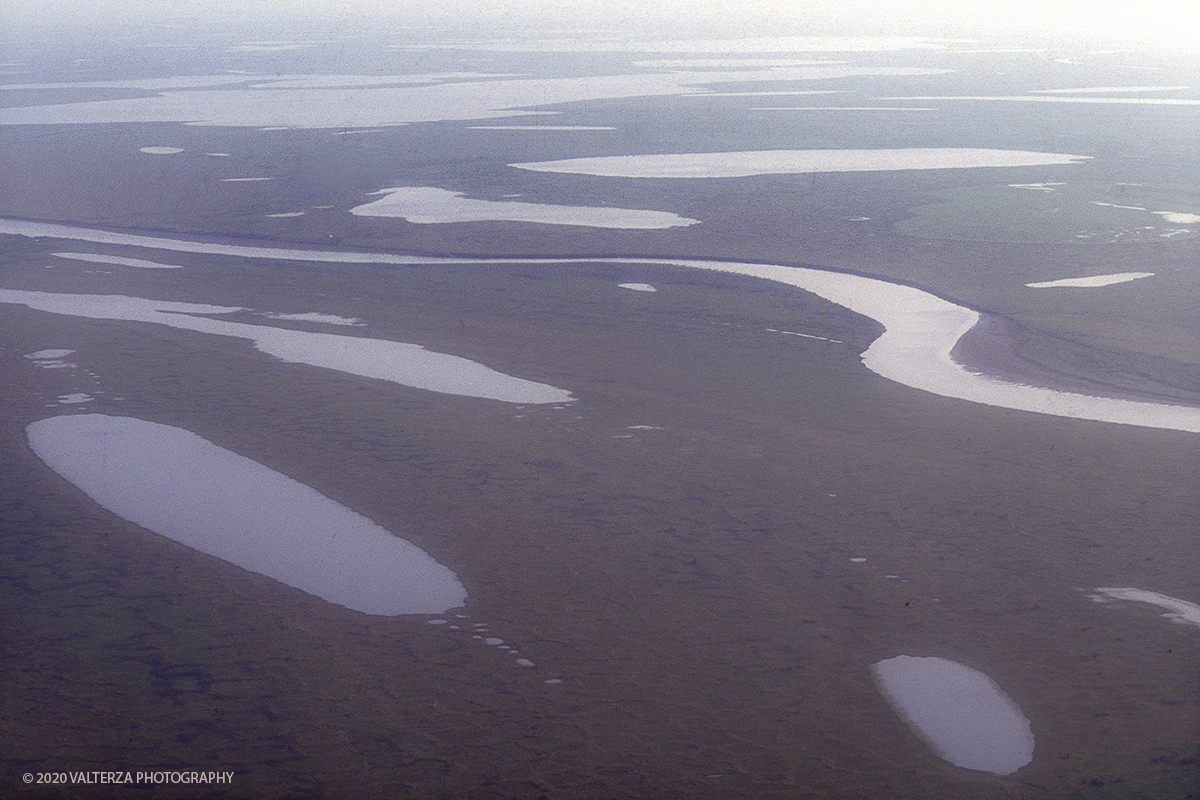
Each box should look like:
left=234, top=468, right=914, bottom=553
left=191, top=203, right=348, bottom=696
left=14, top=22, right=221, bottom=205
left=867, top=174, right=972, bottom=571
left=3, top=217, right=1199, bottom=432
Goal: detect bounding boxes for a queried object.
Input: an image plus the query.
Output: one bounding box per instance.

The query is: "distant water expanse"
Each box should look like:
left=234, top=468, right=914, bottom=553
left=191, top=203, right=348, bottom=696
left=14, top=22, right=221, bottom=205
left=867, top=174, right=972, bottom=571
left=511, top=148, right=1091, bottom=178
left=465, top=125, right=617, bottom=131
left=0, top=65, right=948, bottom=128
left=25, top=414, right=468, bottom=615
left=391, top=35, right=953, bottom=53
left=890, top=94, right=1200, bottom=107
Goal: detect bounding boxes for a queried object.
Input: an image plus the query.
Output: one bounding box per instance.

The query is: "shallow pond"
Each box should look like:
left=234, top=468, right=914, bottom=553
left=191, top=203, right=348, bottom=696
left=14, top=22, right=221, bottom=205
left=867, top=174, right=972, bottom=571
left=350, top=186, right=698, bottom=229
left=871, top=655, right=1035, bottom=775
left=0, top=288, right=573, bottom=404
left=26, top=414, right=467, bottom=616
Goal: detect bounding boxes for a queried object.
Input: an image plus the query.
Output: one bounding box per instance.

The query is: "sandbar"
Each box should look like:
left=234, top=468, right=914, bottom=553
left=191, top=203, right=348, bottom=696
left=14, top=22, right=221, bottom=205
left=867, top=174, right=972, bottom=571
left=259, top=311, right=364, bottom=326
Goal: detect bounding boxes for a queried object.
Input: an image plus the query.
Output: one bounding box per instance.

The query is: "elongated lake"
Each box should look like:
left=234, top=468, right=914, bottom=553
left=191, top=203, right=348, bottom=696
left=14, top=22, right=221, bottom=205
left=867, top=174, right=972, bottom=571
left=26, top=414, right=468, bottom=616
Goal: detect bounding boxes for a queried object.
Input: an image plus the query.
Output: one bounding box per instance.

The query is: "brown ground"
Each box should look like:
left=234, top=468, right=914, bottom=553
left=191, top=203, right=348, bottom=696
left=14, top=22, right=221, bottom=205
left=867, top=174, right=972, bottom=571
left=0, top=100, right=1198, bottom=799
left=0, top=225, right=1197, bottom=799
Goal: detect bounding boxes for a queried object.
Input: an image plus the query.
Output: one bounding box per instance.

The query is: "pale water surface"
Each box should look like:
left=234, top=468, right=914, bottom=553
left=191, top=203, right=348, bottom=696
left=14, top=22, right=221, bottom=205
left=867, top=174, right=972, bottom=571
left=1026, top=272, right=1154, bottom=288
left=1087, top=588, right=1200, bottom=629
left=512, top=149, right=1090, bottom=178
left=752, top=106, right=935, bottom=111
left=258, top=311, right=364, bottom=326
left=0, top=66, right=948, bottom=129
left=632, top=58, right=844, bottom=68
left=54, top=252, right=182, bottom=270
left=25, top=349, right=75, bottom=360
left=1032, top=86, right=1191, bottom=94
left=393, top=35, right=948, bottom=53
left=1155, top=210, right=1200, bottom=224
left=25, top=414, right=467, bottom=615
left=465, top=125, right=616, bottom=131
left=870, top=655, right=1035, bottom=775
left=892, top=95, right=1200, bottom=107
left=0, top=289, right=573, bottom=404
left=350, top=187, right=698, bottom=229
left=601, top=258, right=1200, bottom=433
left=0, top=219, right=453, bottom=265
